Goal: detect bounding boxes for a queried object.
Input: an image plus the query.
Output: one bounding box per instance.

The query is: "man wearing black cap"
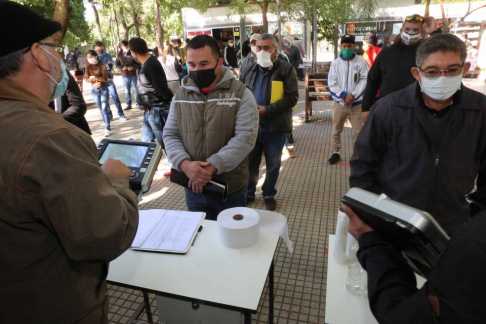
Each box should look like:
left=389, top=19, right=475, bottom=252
left=327, top=34, right=368, bottom=165
left=0, top=2, right=139, bottom=323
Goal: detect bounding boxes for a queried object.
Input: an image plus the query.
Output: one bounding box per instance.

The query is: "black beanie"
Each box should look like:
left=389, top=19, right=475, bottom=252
left=0, top=1, right=61, bottom=57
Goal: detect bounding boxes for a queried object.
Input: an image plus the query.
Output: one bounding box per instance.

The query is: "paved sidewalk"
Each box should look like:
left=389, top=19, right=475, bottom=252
left=82, top=77, right=486, bottom=323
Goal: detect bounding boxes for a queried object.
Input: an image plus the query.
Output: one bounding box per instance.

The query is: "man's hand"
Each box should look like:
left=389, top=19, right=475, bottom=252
left=122, top=66, right=128, bottom=71
left=258, top=105, right=267, bottom=118
left=423, top=17, right=438, bottom=35
left=101, top=158, right=132, bottom=180
left=127, top=66, right=134, bottom=71
left=362, top=111, right=371, bottom=123
left=89, top=75, right=96, bottom=79
left=341, top=205, right=374, bottom=239
left=180, top=160, right=213, bottom=193
left=344, top=94, right=355, bottom=107
left=202, top=163, right=217, bottom=174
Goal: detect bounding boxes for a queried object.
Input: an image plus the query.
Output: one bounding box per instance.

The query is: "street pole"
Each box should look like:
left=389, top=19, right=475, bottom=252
left=312, top=0, right=317, bottom=73
left=277, top=0, right=282, bottom=50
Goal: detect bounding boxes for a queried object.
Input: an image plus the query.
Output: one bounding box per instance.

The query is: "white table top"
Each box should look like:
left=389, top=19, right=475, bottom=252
left=108, top=219, right=279, bottom=312
left=325, top=235, right=426, bottom=324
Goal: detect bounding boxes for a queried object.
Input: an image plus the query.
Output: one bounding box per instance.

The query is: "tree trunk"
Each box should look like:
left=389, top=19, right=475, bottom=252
left=424, top=0, right=431, bottom=17
left=333, top=21, right=339, bottom=59
left=113, top=4, right=121, bottom=44
left=88, top=0, right=104, bottom=43
left=119, top=6, right=135, bottom=41
left=52, top=0, right=71, bottom=44
left=154, top=0, right=164, bottom=56
left=262, top=0, right=268, bottom=33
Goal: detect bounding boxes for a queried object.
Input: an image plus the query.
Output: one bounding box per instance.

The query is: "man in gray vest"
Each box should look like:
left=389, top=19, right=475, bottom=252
left=163, top=35, right=259, bottom=220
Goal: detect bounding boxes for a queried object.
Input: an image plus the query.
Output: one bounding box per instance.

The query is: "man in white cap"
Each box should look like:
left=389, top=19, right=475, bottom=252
left=0, top=2, right=139, bottom=323
left=240, top=33, right=261, bottom=72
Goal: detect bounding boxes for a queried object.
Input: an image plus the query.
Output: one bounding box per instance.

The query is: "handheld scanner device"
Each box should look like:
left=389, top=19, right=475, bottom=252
left=97, top=139, right=163, bottom=195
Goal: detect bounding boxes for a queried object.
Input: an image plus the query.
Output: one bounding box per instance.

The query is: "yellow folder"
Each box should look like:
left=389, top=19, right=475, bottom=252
left=270, top=81, right=297, bottom=109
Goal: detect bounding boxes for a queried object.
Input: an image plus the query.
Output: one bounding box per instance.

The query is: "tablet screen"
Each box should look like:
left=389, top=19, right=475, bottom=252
left=99, top=143, right=148, bottom=167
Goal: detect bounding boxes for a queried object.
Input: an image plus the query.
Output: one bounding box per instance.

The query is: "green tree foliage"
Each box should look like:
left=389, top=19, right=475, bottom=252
left=13, top=0, right=91, bottom=45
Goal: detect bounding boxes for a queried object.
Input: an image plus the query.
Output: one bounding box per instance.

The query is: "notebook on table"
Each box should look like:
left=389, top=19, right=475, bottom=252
left=131, top=209, right=205, bottom=254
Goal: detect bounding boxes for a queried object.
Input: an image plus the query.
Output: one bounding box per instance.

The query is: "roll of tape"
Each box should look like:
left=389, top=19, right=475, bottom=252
left=217, top=207, right=260, bottom=249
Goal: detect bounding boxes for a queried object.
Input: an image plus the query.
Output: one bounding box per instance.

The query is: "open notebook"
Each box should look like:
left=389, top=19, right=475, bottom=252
left=131, top=210, right=205, bottom=254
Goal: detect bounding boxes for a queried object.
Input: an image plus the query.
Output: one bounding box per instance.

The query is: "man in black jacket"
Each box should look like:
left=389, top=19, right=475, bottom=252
left=361, top=15, right=440, bottom=122
left=350, top=33, right=486, bottom=236
left=116, top=40, right=141, bottom=111
left=283, top=36, right=301, bottom=74
left=342, top=204, right=486, bottom=324
left=239, top=33, right=299, bottom=211
left=128, top=37, right=173, bottom=145
left=49, top=71, right=91, bottom=135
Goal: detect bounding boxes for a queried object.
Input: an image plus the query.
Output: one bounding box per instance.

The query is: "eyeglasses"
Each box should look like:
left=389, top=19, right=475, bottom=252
left=38, top=41, right=63, bottom=49
left=419, top=66, right=464, bottom=78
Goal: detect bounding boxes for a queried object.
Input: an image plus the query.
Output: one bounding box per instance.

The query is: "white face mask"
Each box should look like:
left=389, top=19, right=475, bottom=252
left=251, top=46, right=257, bottom=55
left=88, top=57, right=98, bottom=65
left=419, top=71, right=463, bottom=101
left=123, top=47, right=129, bottom=53
left=401, top=31, right=422, bottom=46
left=256, top=49, right=275, bottom=68
left=228, top=43, right=234, bottom=47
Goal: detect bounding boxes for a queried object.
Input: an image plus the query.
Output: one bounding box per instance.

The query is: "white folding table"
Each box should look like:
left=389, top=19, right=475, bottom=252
left=107, top=218, right=280, bottom=323
left=325, top=235, right=426, bottom=324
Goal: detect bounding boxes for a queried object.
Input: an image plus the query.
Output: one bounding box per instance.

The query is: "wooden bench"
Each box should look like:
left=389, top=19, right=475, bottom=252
left=305, top=69, right=332, bottom=123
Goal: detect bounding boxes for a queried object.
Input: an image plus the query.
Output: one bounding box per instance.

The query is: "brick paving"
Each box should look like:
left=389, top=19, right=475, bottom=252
left=83, top=77, right=485, bottom=323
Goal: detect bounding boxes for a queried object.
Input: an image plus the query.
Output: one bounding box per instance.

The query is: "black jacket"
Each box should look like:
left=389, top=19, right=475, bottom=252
left=361, top=42, right=419, bottom=111
left=224, top=45, right=238, bottom=67
left=49, top=72, right=91, bottom=135
left=115, top=50, right=140, bottom=78
left=137, top=55, right=173, bottom=110
left=284, top=45, right=301, bottom=71
left=239, top=58, right=298, bottom=132
left=350, top=83, right=486, bottom=235
left=357, top=212, right=486, bottom=324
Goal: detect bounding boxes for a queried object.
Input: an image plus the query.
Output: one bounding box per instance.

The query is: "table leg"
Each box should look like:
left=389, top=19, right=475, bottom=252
left=269, top=260, right=275, bottom=324
left=143, top=291, right=154, bottom=324
left=244, top=311, right=252, bottom=324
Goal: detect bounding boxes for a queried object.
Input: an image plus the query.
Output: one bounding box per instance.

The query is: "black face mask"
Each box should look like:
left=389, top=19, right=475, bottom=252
left=189, top=63, right=218, bottom=88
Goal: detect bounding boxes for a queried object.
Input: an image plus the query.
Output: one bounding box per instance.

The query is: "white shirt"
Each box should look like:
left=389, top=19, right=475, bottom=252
left=158, top=55, right=179, bottom=82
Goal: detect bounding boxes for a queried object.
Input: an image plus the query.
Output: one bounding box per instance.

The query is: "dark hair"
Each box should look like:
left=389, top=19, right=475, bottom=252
left=416, top=33, right=467, bottom=67
left=363, top=33, right=378, bottom=46
left=259, top=33, right=278, bottom=47
left=185, top=38, right=190, bottom=44
left=128, top=37, right=149, bottom=55
left=0, top=47, right=26, bottom=80
left=121, top=40, right=129, bottom=47
left=86, top=49, right=98, bottom=57
left=187, top=35, right=220, bottom=60
left=175, top=38, right=182, bottom=45
left=94, top=41, right=104, bottom=48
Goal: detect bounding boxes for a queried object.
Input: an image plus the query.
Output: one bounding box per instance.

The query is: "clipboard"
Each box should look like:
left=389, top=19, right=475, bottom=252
left=270, top=81, right=297, bottom=109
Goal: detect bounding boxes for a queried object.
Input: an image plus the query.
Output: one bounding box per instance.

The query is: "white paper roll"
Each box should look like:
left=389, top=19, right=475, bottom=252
left=217, top=207, right=261, bottom=249
left=334, top=209, right=349, bottom=264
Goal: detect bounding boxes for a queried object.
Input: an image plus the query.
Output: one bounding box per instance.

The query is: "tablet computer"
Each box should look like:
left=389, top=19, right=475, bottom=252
left=342, top=188, right=450, bottom=278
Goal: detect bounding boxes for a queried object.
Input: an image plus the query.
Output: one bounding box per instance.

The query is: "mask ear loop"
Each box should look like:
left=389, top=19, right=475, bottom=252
left=36, top=46, right=62, bottom=85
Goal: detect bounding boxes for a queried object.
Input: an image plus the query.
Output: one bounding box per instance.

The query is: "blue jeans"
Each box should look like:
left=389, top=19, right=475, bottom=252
left=123, top=76, right=138, bottom=106
left=107, top=81, right=124, bottom=118
left=141, top=107, right=169, bottom=145
left=185, top=186, right=247, bottom=221
left=247, top=129, right=287, bottom=198
left=91, top=87, right=110, bottom=130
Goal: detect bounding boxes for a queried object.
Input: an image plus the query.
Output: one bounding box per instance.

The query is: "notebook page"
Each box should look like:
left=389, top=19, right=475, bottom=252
left=139, top=210, right=204, bottom=252
left=131, top=210, right=167, bottom=248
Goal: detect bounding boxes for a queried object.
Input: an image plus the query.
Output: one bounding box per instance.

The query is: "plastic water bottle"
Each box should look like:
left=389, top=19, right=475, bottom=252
left=333, top=209, right=350, bottom=264
left=346, top=240, right=367, bottom=296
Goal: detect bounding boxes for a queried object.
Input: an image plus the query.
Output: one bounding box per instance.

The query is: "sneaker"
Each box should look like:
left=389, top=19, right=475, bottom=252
left=328, top=153, right=340, bottom=165
left=119, top=115, right=128, bottom=121
left=264, top=197, right=277, bottom=211
left=286, top=147, right=296, bottom=158
left=124, top=105, right=132, bottom=111
left=246, top=195, right=255, bottom=205
left=105, top=130, right=111, bottom=137
left=287, top=133, right=294, bottom=144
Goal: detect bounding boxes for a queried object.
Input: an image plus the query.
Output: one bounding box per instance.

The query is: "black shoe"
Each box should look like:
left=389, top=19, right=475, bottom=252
left=287, top=133, right=294, bottom=144
left=328, top=153, right=340, bottom=165
left=246, top=195, right=255, bottom=205
left=264, top=197, right=277, bottom=211
left=124, top=105, right=132, bottom=111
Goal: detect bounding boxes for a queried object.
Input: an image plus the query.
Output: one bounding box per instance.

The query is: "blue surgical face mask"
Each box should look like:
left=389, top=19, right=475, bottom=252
left=40, top=46, right=69, bottom=100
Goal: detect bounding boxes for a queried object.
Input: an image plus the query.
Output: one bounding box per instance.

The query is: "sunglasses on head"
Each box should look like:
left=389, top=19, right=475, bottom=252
left=406, top=15, right=424, bottom=22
